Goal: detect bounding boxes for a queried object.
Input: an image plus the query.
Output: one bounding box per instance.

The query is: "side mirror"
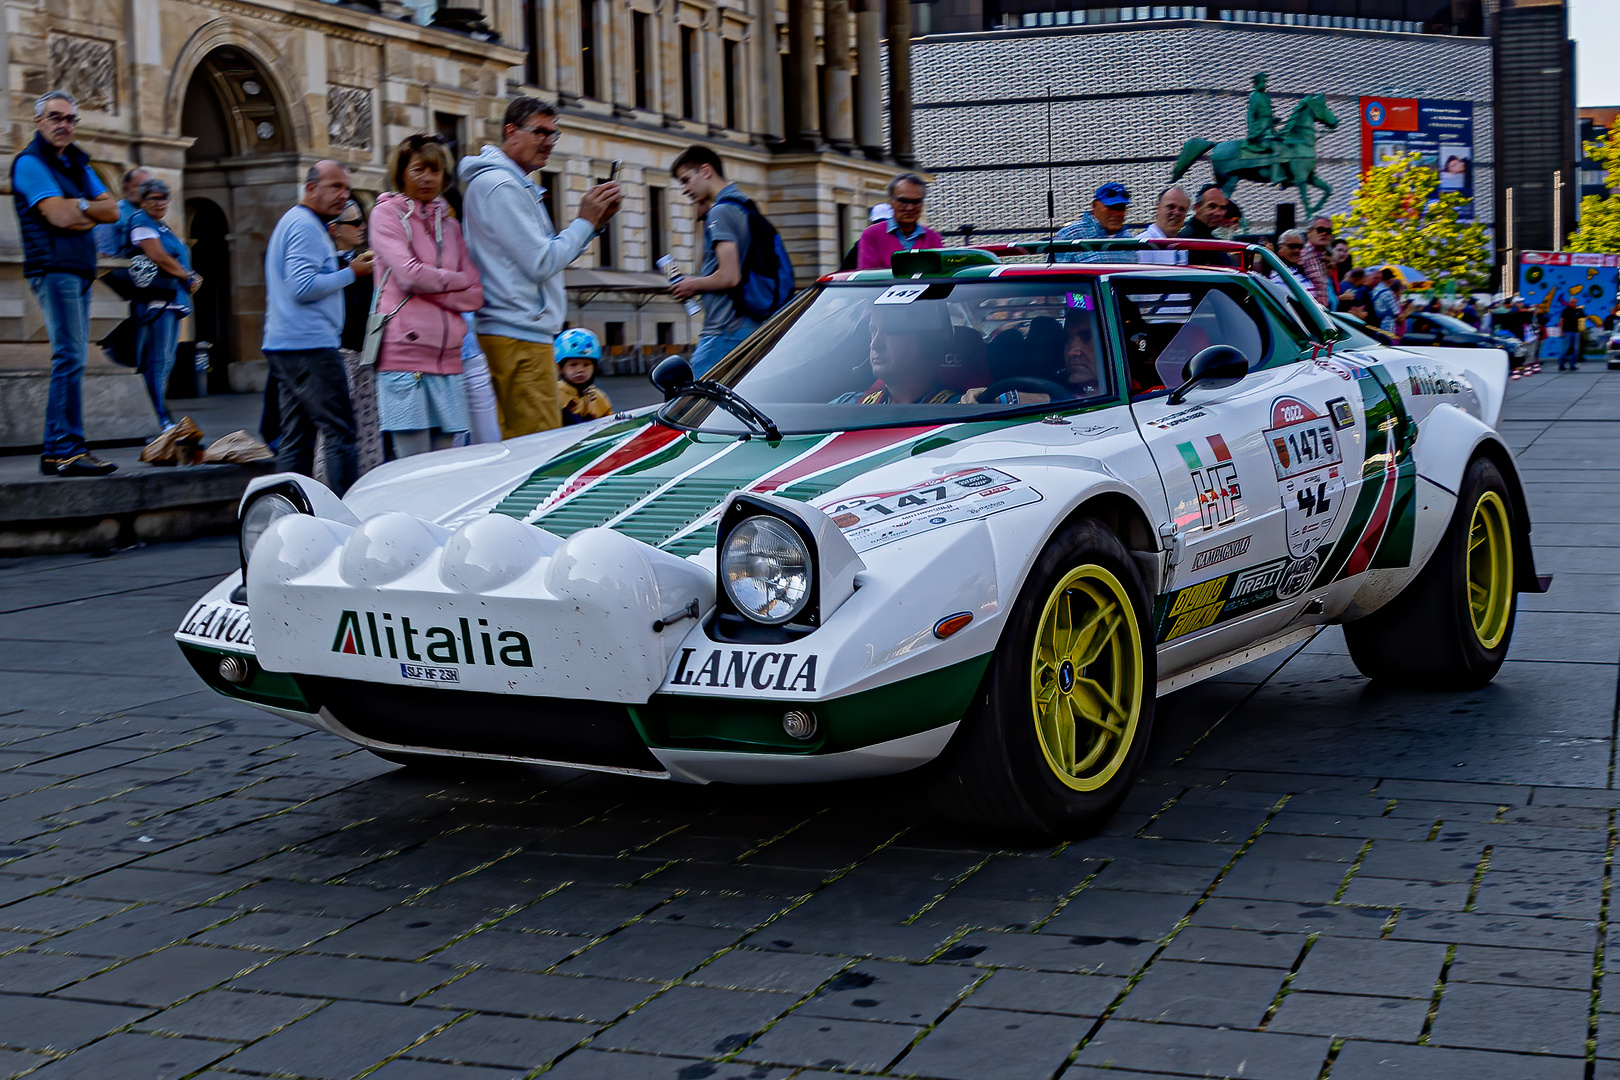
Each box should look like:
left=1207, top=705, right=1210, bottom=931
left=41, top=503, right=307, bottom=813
left=650, top=355, right=693, bottom=399
left=1168, top=345, right=1250, bottom=405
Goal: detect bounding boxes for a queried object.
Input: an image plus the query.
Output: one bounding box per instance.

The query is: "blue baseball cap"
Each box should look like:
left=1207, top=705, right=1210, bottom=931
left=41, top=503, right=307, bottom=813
left=1094, top=182, right=1130, bottom=207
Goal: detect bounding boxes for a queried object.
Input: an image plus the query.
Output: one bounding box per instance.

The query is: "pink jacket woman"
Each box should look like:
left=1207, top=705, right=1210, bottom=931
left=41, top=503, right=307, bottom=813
left=369, top=192, right=482, bottom=374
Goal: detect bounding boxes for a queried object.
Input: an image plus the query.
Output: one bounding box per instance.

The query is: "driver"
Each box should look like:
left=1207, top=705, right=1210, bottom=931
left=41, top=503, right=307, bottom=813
left=838, top=304, right=959, bottom=404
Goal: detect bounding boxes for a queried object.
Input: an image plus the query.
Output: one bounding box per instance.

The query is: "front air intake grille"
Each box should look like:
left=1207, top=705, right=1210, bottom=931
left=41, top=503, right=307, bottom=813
left=297, top=676, right=665, bottom=772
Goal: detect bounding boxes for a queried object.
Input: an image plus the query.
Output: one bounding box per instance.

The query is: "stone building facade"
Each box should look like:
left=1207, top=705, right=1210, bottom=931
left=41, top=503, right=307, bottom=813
left=1, top=0, right=912, bottom=420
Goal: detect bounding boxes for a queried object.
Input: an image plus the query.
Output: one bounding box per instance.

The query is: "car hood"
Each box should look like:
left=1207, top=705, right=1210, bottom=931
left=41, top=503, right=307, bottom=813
left=344, top=411, right=1026, bottom=557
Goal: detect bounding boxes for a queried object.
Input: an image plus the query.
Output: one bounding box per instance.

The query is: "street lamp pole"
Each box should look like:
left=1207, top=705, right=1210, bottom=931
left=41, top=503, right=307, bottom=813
left=1503, top=186, right=1515, bottom=297
left=1553, top=170, right=1563, bottom=252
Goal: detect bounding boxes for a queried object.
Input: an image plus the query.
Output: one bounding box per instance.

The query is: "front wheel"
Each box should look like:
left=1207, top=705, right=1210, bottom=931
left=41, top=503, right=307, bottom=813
left=1344, top=455, right=1518, bottom=689
left=930, top=518, right=1156, bottom=838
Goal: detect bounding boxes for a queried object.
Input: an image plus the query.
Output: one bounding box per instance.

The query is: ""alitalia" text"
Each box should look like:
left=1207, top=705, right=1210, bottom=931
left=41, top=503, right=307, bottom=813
left=330, top=610, right=533, bottom=668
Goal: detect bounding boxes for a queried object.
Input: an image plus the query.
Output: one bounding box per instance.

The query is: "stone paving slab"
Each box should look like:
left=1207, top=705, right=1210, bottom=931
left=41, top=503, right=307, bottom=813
left=0, top=372, right=1617, bottom=1078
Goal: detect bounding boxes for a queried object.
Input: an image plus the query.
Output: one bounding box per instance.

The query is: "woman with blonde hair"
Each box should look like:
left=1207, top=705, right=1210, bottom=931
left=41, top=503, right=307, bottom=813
left=368, top=134, right=483, bottom=457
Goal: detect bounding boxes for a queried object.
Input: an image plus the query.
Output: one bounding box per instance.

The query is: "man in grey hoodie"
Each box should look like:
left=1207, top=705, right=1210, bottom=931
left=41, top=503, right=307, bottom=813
left=458, top=98, right=620, bottom=437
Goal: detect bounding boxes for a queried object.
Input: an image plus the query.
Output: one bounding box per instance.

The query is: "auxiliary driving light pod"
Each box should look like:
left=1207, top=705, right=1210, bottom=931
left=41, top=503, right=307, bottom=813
left=781, top=709, right=818, bottom=740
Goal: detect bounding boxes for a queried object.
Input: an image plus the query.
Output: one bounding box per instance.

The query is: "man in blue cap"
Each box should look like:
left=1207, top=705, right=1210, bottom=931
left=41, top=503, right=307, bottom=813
left=1054, top=182, right=1132, bottom=263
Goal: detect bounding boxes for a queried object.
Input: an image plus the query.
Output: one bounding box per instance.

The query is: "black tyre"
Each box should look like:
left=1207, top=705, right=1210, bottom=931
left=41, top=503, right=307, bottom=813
left=930, top=518, right=1156, bottom=838
left=1344, top=456, right=1517, bottom=690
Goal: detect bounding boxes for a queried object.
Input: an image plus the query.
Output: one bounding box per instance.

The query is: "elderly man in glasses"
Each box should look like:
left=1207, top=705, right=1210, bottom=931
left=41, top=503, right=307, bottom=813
left=1269, top=230, right=1314, bottom=296
left=12, top=90, right=121, bottom=476
left=1296, top=215, right=1335, bottom=306
left=854, top=173, right=943, bottom=270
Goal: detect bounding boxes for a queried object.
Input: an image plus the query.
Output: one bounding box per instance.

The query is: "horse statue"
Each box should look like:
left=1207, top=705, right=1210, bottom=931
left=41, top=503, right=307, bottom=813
left=1170, top=93, right=1340, bottom=218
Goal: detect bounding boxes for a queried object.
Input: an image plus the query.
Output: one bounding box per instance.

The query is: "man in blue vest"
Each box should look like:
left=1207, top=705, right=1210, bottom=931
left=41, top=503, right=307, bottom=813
left=12, top=90, right=121, bottom=476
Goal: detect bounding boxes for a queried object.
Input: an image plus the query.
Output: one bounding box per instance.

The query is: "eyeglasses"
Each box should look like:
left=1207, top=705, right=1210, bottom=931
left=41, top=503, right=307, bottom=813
left=331, top=218, right=364, bottom=228
left=892, top=197, right=924, bottom=207
left=1280, top=242, right=1304, bottom=250
left=519, top=125, right=561, bottom=143
left=1310, top=226, right=1332, bottom=235
left=41, top=112, right=78, bottom=126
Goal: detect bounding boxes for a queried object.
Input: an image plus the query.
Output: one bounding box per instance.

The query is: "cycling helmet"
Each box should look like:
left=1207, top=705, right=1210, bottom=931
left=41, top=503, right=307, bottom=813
left=554, top=328, right=603, bottom=363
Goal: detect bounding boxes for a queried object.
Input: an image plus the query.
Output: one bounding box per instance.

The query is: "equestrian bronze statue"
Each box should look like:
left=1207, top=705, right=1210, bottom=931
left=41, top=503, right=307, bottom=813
left=1171, top=75, right=1340, bottom=218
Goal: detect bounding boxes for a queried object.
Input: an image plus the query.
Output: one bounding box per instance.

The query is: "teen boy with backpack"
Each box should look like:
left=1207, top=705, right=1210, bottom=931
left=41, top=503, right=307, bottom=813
left=669, top=146, right=792, bottom=377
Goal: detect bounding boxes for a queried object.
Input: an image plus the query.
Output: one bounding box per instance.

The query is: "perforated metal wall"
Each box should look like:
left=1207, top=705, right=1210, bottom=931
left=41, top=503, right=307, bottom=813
left=909, top=21, right=1493, bottom=242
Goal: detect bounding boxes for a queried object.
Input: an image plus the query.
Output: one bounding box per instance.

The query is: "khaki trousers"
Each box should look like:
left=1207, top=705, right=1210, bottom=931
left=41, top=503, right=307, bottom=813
left=478, top=335, right=560, bottom=437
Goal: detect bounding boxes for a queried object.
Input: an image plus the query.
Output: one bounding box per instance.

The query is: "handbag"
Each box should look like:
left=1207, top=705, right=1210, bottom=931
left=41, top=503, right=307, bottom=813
left=358, top=267, right=409, bottom=367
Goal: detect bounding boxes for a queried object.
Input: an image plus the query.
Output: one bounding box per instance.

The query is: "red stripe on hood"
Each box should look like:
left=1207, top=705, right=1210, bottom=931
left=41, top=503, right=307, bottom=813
left=542, top=423, right=685, bottom=509
left=751, top=426, right=944, bottom=493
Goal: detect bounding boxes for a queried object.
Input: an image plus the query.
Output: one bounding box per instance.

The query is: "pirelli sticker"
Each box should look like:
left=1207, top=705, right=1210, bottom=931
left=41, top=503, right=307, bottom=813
left=1154, top=554, right=1320, bottom=643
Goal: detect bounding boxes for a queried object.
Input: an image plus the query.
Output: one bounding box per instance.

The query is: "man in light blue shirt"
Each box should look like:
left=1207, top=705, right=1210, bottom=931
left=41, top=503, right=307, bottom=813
left=93, top=167, right=149, bottom=256
left=262, top=160, right=374, bottom=495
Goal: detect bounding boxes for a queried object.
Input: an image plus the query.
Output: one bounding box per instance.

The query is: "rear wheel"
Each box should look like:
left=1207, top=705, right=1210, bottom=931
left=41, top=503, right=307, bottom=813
left=1345, top=456, right=1517, bottom=689
left=930, top=518, right=1155, bottom=838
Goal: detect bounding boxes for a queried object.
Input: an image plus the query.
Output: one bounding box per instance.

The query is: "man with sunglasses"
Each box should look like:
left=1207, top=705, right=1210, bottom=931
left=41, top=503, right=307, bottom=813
left=12, top=90, right=121, bottom=476
left=854, top=173, right=942, bottom=270
left=1296, top=215, right=1334, bottom=307
left=459, top=97, right=621, bottom=437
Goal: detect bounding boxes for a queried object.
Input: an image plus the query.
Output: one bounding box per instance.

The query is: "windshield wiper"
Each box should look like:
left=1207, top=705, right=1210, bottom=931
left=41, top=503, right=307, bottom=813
left=672, top=380, right=782, bottom=440
left=649, top=355, right=782, bottom=439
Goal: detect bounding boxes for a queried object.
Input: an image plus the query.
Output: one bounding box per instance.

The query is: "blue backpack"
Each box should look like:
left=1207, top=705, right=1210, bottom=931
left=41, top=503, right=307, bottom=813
left=714, top=194, right=795, bottom=322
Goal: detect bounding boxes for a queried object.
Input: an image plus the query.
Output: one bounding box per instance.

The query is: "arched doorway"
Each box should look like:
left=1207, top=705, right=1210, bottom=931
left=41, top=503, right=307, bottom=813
left=179, top=46, right=298, bottom=379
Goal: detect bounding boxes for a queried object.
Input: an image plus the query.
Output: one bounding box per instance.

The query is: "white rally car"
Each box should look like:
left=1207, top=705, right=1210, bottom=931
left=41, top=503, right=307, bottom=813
left=177, top=241, right=1547, bottom=837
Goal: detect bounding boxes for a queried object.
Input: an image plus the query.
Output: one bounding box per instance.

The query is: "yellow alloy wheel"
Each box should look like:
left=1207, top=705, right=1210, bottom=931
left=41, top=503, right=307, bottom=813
left=1029, top=564, right=1145, bottom=792
left=1467, top=490, right=1513, bottom=650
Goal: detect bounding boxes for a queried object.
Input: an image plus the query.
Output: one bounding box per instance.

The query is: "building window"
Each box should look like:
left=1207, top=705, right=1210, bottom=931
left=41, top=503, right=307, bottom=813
left=599, top=222, right=616, bottom=267
left=648, top=185, right=667, bottom=265
left=540, top=171, right=559, bottom=226
left=681, top=26, right=698, bottom=120
left=723, top=39, right=739, bottom=130
left=605, top=322, right=626, bottom=347
left=633, top=12, right=651, bottom=110
left=836, top=202, right=852, bottom=265
left=581, top=0, right=598, bottom=98
left=656, top=321, right=675, bottom=344
left=524, top=0, right=540, bottom=86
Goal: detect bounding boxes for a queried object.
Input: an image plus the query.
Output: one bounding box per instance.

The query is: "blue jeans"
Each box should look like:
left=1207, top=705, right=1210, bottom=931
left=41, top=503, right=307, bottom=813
left=29, top=273, right=93, bottom=455
left=137, top=308, right=181, bottom=427
left=263, top=347, right=358, bottom=496
left=689, top=319, right=761, bottom=379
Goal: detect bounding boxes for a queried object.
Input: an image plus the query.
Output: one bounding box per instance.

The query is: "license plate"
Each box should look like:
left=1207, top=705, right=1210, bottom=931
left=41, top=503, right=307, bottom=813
left=400, top=663, right=460, bottom=684
left=176, top=599, right=254, bottom=649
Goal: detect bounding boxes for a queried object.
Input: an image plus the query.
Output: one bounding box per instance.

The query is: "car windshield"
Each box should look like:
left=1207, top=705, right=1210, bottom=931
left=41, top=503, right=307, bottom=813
left=1421, top=313, right=1479, bottom=335
left=658, top=280, right=1114, bottom=434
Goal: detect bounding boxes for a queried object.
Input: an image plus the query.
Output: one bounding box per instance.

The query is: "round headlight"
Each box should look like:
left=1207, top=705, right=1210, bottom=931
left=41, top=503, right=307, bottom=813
left=720, top=515, right=812, bottom=625
left=240, top=493, right=301, bottom=564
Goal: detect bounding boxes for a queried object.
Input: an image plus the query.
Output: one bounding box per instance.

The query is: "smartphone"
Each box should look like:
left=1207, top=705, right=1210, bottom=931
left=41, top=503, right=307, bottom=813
left=604, top=159, right=621, bottom=184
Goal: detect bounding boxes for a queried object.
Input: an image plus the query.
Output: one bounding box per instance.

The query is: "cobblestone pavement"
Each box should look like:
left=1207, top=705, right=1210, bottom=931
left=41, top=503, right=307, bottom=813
left=1, top=371, right=1617, bottom=1080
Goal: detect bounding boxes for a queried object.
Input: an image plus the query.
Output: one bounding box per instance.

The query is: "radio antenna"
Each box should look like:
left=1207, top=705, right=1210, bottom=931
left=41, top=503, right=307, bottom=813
left=1045, top=85, right=1056, bottom=253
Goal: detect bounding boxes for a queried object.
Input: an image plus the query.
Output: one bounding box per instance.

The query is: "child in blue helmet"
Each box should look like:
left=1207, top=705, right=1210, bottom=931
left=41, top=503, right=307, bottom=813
left=555, top=327, right=614, bottom=425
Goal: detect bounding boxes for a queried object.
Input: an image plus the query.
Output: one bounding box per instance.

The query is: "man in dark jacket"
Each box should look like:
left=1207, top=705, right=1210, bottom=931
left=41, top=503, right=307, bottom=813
left=1559, top=300, right=1584, bottom=371
left=12, top=90, right=120, bottom=476
left=1184, top=185, right=1236, bottom=267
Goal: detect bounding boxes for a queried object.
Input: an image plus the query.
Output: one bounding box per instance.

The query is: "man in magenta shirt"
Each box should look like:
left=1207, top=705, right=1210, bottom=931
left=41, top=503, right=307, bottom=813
left=855, top=173, right=944, bottom=270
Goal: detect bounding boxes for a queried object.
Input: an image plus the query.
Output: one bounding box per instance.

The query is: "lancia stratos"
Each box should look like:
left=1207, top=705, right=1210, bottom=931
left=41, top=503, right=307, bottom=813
left=176, top=240, right=1548, bottom=836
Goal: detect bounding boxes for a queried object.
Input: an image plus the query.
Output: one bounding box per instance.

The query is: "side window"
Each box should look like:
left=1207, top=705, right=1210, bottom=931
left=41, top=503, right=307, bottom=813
left=1113, top=281, right=1270, bottom=396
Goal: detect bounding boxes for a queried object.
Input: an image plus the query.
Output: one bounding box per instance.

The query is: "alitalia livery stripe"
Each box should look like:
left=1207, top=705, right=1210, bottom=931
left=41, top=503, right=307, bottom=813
left=1340, top=458, right=1399, bottom=580
left=523, top=424, right=686, bottom=523
left=751, top=426, right=944, bottom=493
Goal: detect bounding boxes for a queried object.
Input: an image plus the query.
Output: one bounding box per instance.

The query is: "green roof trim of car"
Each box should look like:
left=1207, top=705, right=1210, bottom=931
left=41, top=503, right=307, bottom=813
left=631, top=653, right=990, bottom=755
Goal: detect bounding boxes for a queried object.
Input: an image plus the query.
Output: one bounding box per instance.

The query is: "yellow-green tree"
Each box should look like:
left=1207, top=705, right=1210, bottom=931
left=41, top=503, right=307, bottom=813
left=1334, top=151, right=1491, bottom=290
left=1568, top=126, right=1620, bottom=253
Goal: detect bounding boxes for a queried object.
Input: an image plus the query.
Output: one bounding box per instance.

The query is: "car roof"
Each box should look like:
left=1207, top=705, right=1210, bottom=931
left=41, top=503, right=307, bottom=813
left=821, top=263, right=1250, bottom=284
